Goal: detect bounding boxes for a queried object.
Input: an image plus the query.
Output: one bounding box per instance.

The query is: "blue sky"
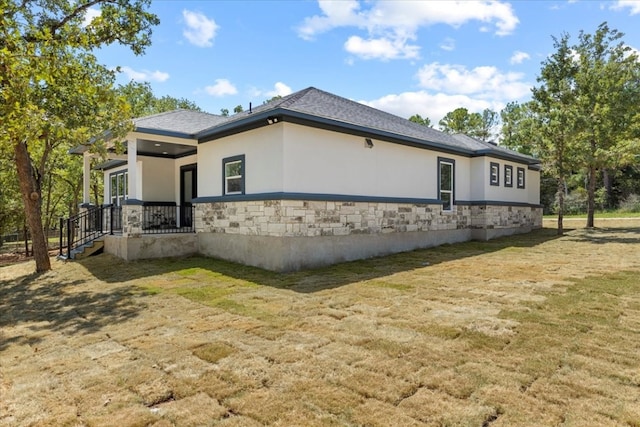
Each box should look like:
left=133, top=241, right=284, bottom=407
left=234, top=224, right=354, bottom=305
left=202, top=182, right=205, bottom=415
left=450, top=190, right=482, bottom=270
left=91, top=0, right=640, bottom=125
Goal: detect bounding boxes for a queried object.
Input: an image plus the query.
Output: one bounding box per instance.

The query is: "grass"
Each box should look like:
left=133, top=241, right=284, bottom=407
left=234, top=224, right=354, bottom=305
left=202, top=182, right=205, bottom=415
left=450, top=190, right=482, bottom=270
left=544, top=211, right=640, bottom=219
left=1, top=220, right=640, bottom=426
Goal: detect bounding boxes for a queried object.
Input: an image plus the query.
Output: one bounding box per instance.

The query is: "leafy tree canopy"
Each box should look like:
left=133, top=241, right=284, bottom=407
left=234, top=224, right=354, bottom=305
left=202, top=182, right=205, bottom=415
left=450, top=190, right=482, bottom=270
left=0, top=0, right=159, bottom=272
left=116, top=81, right=201, bottom=118
left=409, top=114, right=432, bottom=127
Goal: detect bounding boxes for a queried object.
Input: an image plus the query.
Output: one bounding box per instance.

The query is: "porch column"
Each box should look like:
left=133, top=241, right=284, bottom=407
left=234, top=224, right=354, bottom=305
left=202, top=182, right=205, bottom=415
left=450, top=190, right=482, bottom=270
left=127, top=138, right=139, bottom=202
left=82, top=151, right=91, bottom=205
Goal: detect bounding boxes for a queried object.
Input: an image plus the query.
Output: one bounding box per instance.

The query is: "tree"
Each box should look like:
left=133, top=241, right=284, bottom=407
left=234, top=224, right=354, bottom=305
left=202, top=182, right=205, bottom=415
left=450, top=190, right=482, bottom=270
left=478, top=108, right=499, bottom=142
left=116, top=81, right=201, bottom=117
left=530, top=32, right=579, bottom=235
left=220, top=108, right=229, bottom=117
left=570, top=23, right=640, bottom=227
left=500, top=102, right=538, bottom=156
left=409, top=114, right=433, bottom=127
left=438, top=107, right=497, bottom=141
left=1, top=1, right=159, bottom=273
left=233, top=104, right=244, bottom=114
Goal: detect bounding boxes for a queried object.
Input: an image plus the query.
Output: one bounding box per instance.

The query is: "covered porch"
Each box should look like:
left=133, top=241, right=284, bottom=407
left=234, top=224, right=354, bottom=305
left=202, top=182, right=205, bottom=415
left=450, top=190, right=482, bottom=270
left=84, top=131, right=199, bottom=235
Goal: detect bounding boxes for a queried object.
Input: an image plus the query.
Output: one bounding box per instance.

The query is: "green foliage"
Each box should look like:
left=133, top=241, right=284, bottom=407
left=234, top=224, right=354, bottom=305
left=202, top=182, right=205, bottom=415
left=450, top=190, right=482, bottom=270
left=524, top=23, right=640, bottom=228
left=438, top=107, right=497, bottom=141
left=116, top=81, right=202, bottom=118
left=408, top=114, right=432, bottom=127
left=619, top=194, right=640, bottom=213
left=0, top=0, right=159, bottom=271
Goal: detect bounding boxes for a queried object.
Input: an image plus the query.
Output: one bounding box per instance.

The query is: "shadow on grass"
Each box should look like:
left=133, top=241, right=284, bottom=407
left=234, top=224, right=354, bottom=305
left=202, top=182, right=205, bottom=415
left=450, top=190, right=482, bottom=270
left=0, top=270, right=144, bottom=351
left=562, top=226, right=640, bottom=245
left=79, top=227, right=572, bottom=294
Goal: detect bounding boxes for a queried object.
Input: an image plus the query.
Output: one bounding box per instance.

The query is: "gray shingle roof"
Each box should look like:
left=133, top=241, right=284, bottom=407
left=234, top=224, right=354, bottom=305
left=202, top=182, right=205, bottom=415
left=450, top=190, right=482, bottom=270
left=134, top=109, right=228, bottom=136
left=130, top=87, right=538, bottom=165
left=194, top=87, right=538, bottom=164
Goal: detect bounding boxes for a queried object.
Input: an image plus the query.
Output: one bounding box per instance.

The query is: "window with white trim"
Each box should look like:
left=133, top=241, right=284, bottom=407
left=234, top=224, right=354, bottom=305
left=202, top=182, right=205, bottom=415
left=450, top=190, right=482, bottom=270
left=223, top=155, right=245, bottom=195
left=517, top=167, right=526, bottom=189
left=109, top=170, right=128, bottom=206
left=438, top=158, right=455, bottom=212
left=490, top=162, right=500, bottom=186
left=505, top=165, right=513, bottom=187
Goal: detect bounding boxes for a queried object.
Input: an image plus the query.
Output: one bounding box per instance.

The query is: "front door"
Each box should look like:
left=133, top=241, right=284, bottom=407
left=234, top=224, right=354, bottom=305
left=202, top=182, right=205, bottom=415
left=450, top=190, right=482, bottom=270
left=180, top=164, right=197, bottom=227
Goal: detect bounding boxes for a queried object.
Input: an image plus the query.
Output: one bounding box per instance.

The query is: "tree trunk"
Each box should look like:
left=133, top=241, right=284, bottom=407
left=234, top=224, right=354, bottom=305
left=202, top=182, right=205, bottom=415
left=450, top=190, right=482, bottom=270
left=556, top=176, right=564, bottom=236
left=14, top=140, right=51, bottom=272
left=602, top=169, right=613, bottom=209
left=23, top=222, right=29, bottom=257
left=586, top=166, right=597, bottom=228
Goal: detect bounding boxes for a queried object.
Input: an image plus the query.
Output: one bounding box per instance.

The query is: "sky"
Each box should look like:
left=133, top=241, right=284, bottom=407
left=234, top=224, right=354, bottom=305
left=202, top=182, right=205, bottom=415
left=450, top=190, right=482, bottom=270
left=91, top=0, right=640, bottom=126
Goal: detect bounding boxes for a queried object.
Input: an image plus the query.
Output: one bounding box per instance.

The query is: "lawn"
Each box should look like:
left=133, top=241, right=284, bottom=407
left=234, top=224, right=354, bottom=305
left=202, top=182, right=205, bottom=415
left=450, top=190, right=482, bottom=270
left=1, top=221, right=640, bottom=426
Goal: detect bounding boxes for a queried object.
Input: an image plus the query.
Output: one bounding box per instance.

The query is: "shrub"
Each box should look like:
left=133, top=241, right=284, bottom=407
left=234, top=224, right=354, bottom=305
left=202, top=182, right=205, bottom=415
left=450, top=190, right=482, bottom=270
left=556, top=189, right=587, bottom=215
left=619, top=194, right=640, bottom=213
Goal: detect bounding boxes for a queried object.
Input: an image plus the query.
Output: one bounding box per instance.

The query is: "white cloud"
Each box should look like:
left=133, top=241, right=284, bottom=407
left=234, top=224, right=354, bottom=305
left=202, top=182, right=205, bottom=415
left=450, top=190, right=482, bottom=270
left=265, top=82, right=293, bottom=98
left=361, top=91, right=502, bottom=127
left=345, top=35, right=419, bottom=60
left=440, top=38, right=456, bottom=51
left=611, top=0, right=640, bottom=14
left=182, top=10, right=218, bottom=47
left=416, top=62, right=530, bottom=100
left=510, top=50, right=530, bottom=64
left=204, top=79, right=238, bottom=97
left=82, top=7, right=101, bottom=27
left=120, top=66, right=170, bottom=82
left=297, top=1, right=519, bottom=60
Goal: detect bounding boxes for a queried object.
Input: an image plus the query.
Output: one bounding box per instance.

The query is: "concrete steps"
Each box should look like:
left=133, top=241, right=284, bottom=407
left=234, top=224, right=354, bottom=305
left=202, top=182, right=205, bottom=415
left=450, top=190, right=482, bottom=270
left=69, top=239, right=104, bottom=260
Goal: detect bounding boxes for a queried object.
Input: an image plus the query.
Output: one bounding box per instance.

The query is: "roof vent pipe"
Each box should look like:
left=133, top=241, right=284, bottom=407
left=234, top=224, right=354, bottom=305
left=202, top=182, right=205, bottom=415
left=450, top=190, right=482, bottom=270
left=249, top=102, right=252, bottom=114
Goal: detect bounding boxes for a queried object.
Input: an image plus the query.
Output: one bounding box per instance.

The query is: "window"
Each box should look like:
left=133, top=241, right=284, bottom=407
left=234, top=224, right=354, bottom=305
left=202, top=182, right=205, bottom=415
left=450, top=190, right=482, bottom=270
left=109, top=170, right=128, bottom=206
left=223, top=155, right=245, bottom=195
left=438, top=157, right=455, bottom=211
left=504, top=165, right=513, bottom=187
left=517, top=167, right=526, bottom=189
left=490, top=162, right=500, bottom=186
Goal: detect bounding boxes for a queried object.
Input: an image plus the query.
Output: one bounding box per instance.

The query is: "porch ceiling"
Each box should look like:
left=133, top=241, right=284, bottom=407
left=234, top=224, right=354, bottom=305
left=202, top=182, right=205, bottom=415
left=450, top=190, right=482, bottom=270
left=129, top=139, right=196, bottom=158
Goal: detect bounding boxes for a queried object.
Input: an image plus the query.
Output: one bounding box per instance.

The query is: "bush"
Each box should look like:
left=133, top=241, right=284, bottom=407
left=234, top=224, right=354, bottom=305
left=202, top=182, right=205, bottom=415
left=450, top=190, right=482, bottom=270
left=619, top=194, right=640, bottom=213
left=555, top=189, right=587, bottom=215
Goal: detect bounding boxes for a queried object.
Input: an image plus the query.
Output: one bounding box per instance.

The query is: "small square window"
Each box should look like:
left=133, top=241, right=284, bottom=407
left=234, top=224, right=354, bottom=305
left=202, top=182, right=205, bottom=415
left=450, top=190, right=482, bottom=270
left=223, top=155, right=245, bottom=195
left=505, top=165, right=513, bottom=187
left=517, top=167, right=526, bottom=189
left=490, top=162, right=500, bottom=186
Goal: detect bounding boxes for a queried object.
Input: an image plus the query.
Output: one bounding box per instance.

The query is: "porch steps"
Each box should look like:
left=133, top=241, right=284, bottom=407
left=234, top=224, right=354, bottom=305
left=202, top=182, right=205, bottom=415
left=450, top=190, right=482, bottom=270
left=69, top=239, right=105, bottom=260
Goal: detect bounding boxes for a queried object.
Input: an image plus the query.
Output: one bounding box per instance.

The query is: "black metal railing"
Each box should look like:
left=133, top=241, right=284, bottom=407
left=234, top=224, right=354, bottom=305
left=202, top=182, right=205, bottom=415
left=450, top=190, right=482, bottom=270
left=59, top=203, right=193, bottom=258
left=142, top=203, right=194, bottom=234
left=59, top=204, right=123, bottom=259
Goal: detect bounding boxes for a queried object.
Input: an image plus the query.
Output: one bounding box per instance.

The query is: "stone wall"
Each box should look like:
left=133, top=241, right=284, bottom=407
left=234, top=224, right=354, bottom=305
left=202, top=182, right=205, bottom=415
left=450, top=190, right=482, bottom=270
left=470, top=204, right=542, bottom=230
left=196, top=200, right=468, bottom=237
left=195, top=200, right=541, bottom=238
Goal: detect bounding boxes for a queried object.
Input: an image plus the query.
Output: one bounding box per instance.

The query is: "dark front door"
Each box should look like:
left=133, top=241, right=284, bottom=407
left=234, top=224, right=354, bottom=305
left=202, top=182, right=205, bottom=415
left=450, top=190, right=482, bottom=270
left=180, top=164, right=197, bottom=227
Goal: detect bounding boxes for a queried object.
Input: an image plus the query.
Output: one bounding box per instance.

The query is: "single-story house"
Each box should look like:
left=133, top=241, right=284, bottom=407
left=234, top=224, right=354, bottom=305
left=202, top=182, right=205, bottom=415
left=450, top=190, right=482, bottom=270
left=69, top=86, right=542, bottom=271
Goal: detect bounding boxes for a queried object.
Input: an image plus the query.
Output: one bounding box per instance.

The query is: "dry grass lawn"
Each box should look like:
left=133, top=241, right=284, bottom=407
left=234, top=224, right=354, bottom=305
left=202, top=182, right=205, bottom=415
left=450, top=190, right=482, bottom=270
left=2, top=220, right=640, bottom=426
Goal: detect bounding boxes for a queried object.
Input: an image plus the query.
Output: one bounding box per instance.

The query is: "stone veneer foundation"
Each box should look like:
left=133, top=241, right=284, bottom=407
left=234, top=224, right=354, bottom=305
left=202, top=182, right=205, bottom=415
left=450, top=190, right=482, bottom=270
left=194, top=200, right=542, bottom=271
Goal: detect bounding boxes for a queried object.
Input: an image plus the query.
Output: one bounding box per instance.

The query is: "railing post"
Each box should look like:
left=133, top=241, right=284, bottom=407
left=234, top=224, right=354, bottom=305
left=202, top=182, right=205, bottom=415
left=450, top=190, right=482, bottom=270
left=66, top=218, right=71, bottom=258
left=59, top=217, right=64, bottom=257
left=110, top=205, right=114, bottom=235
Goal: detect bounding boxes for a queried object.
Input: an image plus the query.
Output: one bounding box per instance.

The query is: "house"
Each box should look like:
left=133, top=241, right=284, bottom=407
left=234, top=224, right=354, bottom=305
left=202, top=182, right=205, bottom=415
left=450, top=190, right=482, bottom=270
left=69, top=87, right=542, bottom=271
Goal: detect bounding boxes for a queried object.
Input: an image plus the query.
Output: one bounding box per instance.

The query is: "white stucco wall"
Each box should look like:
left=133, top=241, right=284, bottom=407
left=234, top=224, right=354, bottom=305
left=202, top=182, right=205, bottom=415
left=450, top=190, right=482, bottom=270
left=197, top=125, right=284, bottom=197
left=281, top=123, right=472, bottom=200
left=141, top=156, right=175, bottom=202
left=528, top=168, right=541, bottom=205
left=470, top=158, right=486, bottom=201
